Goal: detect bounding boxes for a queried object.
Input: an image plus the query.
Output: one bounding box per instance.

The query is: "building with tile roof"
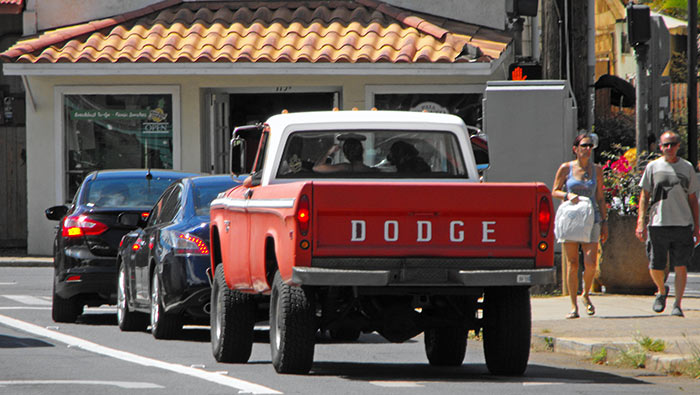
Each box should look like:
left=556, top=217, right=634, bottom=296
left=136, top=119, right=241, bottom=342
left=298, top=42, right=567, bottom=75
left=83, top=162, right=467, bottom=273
left=0, top=0, right=522, bottom=255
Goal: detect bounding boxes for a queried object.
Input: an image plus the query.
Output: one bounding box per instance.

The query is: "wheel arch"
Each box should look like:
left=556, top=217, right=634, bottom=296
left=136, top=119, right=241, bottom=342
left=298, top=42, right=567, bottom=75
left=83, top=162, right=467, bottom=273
left=210, top=224, right=222, bottom=273
left=265, top=236, right=278, bottom=288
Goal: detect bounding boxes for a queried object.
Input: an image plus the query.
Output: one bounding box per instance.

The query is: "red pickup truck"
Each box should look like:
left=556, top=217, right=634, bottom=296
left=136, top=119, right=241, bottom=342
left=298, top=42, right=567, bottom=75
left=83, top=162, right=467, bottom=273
left=209, top=110, right=554, bottom=375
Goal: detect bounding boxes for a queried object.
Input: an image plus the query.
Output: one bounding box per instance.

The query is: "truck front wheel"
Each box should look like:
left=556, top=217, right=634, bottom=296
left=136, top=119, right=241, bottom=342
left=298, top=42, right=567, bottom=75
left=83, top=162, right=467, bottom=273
left=483, top=286, right=531, bottom=376
left=269, top=271, right=316, bottom=374
left=424, top=326, right=467, bottom=366
left=210, top=265, right=255, bottom=363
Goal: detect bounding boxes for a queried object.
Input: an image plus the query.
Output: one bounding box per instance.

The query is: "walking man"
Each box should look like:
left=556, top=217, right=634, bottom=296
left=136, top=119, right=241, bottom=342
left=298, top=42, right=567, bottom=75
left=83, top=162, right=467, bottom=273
left=635, top=131, right=699, bottom=317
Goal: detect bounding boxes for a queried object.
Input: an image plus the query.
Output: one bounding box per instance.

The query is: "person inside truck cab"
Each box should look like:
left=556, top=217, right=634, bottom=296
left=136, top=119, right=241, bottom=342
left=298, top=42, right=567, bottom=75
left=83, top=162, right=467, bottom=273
left=313, top=136, right=375, bottom=173
left=387, top=140, right=431, bottom=173
left=279, top=136, right=314, bottom=175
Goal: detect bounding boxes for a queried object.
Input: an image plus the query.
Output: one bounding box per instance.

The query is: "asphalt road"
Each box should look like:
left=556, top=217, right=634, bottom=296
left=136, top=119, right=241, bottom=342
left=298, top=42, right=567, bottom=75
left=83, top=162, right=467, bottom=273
left=1, top=267, right=699, bottom=395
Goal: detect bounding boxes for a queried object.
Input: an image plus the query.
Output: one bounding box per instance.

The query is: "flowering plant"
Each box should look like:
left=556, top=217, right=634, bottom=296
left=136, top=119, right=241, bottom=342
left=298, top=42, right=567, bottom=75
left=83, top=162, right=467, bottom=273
left=602, top=147, right=654, bottom=216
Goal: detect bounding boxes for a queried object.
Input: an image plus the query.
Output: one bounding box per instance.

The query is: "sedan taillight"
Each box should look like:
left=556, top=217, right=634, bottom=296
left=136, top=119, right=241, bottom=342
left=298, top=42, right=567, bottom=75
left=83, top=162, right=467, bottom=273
left=62, top=215, right=108, bottom=238
left=172, top=233, right=209, bottom=256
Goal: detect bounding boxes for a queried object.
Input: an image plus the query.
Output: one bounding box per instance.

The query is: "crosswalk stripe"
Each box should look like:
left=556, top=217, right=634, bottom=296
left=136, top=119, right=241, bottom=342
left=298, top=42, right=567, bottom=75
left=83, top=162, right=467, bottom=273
left=2, top=295, right=52, bottom=306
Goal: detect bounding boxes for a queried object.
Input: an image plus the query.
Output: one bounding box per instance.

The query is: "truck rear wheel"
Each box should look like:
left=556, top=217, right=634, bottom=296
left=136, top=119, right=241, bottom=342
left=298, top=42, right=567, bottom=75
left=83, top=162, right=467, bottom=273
left=424, top=327, right=467, bottom=366
left=483, top=286, right=531, bottom=376
left=270, top=271, right=316, bottom=374
left=210, top=265, right=255, bottom=363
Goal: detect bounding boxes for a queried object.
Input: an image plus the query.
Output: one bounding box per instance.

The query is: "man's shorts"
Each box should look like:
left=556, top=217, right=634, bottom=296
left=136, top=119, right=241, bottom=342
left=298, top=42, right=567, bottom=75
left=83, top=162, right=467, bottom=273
left=646, top=226, right=694, bottom=270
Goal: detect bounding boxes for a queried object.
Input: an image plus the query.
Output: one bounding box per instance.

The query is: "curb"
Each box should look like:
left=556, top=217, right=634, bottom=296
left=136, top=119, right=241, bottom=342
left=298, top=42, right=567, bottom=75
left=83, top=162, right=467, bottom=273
left=0, top=258, right=53, bottom=267
left=532, top=334, right=694, bottom=373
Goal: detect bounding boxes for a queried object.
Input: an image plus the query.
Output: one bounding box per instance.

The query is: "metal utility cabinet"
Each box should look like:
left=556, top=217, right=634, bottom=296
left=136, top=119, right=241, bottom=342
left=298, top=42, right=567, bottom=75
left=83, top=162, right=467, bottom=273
left=482, top=80, right=577, bottom=191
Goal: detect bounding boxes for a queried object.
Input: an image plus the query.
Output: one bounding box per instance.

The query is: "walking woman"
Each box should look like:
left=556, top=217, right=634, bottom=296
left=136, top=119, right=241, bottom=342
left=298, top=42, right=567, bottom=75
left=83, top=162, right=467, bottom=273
left=552, top=133, right=608, bottom=319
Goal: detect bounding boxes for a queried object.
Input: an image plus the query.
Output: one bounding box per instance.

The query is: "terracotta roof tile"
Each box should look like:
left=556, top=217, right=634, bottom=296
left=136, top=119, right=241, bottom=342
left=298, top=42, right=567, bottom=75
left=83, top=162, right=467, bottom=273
left=0, top=0, right=22, bottom=15
left=1, top=0, right=510, bottom=64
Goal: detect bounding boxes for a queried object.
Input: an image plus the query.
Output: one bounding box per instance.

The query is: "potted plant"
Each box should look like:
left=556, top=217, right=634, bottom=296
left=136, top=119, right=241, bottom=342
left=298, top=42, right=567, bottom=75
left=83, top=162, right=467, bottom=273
left=598, top=147, right=659, bottom=294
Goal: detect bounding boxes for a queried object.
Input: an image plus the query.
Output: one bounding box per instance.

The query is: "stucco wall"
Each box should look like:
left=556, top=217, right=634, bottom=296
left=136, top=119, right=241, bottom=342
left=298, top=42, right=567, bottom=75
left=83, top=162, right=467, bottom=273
left=25, top=73, right=489, bottom=255
left=383, top=0, right=506, bottom=30
left=24, top=0, right=162, bottom=34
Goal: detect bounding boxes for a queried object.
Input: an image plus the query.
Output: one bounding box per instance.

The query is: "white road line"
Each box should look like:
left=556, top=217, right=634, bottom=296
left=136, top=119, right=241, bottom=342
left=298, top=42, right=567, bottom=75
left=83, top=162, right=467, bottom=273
left=0, top=314, right=282, bottom=394
left=2, top=295, right=52, bottom=306
left=0, top=307, right=51, bottom=310
left=0, top=282, right=17, bottom=285
left=369, top=381, right=424, bottom=388
left=0, top=380, right=163, bottom=389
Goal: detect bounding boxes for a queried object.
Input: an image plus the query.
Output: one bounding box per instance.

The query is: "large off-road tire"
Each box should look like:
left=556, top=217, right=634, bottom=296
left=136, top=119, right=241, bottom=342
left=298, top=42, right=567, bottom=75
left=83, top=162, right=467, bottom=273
left=150, top=272, right=182, bottom=339
left=117, top=262, right=148, bottom=331
left=483, top=286, right=531, bottom=376
left=424, top=326, right=467, bottom=366
left=210, top=264, right=255, bottom=363
left=269, top=271, right=316, bottom=374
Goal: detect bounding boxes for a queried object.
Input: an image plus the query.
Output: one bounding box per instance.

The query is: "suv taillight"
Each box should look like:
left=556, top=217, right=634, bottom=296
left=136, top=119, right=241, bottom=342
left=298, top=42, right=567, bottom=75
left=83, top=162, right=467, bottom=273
left=538, top=196, right=551, bottom=237
left=297, top=194, right=310, bottom=236
left=62, top=215, right=108, bottom=238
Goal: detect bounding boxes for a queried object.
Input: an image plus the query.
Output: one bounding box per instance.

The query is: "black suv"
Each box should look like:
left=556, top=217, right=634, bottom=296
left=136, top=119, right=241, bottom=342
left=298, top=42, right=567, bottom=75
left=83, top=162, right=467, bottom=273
left=45, top=169, right=199, bottom=323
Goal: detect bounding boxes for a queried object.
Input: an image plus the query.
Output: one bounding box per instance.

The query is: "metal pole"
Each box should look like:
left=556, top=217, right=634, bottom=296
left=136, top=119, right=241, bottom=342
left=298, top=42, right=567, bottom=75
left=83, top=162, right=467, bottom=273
left=689, top=0, right=698, bottom=168
left=587, top=0, right=595, bottom=132
left=636, top=44, right=649, bottom=157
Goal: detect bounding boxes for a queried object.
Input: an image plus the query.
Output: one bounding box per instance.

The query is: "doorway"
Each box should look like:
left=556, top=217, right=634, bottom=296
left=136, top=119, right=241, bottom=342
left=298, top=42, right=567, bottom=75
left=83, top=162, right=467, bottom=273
left=207, top=90, right=339, bottom=174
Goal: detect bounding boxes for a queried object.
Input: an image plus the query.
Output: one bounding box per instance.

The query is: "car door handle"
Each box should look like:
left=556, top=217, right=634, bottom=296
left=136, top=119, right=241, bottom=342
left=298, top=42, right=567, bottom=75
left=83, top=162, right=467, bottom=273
left=244, top=189, right=253, bottom=199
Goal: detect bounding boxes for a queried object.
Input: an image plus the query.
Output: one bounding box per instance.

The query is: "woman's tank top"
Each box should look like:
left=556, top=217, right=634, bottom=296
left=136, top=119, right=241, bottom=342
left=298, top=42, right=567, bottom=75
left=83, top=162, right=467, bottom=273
left=565, top=162, right=601, bottom=223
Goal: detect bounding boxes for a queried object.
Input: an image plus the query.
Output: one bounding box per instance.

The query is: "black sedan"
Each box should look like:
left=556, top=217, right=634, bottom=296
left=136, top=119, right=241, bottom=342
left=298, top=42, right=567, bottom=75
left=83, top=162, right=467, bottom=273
left=116, top=175, right=242, bottom=339
left=45, top=169, right=200, bottom=323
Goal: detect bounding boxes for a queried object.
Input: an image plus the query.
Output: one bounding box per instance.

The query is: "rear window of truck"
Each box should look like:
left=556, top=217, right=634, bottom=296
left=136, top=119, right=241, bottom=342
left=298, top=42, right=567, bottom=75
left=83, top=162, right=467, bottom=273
left=276, top=130, right=467, bottom=179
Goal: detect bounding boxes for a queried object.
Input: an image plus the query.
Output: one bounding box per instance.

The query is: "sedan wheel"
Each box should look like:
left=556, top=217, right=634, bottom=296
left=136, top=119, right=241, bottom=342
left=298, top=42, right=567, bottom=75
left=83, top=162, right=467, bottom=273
left=116, top=262, right=148, bottom=331
left=150, top=272, right=181, bottom=339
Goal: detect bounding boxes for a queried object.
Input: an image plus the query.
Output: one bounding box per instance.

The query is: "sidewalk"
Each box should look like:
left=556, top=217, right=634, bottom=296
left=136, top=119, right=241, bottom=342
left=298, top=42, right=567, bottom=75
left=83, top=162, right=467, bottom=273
left=532, top=293, right=700, bottom=373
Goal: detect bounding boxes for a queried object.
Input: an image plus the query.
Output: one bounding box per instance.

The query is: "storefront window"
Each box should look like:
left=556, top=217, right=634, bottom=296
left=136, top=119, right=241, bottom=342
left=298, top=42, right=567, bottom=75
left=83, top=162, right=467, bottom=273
left=64, top=94, right=173, bottom=199
left=373, top=93, right=482, bottom=128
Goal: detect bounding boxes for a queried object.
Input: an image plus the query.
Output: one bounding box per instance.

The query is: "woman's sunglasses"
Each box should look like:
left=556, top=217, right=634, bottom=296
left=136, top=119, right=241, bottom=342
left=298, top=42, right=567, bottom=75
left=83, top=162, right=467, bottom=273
left=578, top=143, right=594, bottom=148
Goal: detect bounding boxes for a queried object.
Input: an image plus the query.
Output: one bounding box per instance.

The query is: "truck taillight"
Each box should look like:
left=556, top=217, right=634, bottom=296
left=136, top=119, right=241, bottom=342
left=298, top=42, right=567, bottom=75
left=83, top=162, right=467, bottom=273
left=297, top=194, right=310, bottom=236
left=62, top=215, right=108, bottom=238
left=538, top=196, right=551, bottom=237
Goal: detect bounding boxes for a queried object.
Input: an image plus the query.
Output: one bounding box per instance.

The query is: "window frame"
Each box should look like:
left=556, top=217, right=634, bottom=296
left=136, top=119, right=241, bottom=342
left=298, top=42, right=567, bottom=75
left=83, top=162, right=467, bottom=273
left=364, top=84, right=485, bottom=110
left=55, top=85, right=181, bottom=203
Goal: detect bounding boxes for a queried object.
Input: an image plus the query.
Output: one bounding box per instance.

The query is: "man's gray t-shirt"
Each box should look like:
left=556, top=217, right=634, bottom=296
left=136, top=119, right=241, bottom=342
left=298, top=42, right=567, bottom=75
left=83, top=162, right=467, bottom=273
left=639, top=157, right=700, bottom=227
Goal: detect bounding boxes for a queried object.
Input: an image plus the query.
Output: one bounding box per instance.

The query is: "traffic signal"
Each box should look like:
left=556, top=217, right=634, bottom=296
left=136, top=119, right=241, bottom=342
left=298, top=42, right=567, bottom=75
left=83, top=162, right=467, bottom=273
left=627, top=4, right=651, bottom=46
left=508, top=63, right=542, bottom=81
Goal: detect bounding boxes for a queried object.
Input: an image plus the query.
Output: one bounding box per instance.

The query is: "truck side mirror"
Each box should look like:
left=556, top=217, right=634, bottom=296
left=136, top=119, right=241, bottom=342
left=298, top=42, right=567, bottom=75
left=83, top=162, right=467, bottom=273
left=470, top=134, right=490, bottom=172
left=230, top=137, right=247, bottom=176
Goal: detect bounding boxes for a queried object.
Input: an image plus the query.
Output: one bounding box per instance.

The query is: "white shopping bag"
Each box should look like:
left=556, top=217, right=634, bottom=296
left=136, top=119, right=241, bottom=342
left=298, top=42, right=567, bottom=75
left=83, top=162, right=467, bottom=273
left=554, top=196, right=595, bottom=243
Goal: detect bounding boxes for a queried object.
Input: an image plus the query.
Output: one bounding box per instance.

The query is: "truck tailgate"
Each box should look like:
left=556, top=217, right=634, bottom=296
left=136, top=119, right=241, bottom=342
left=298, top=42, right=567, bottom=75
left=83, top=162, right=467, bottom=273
left=312, top=182, right=543, bottom=258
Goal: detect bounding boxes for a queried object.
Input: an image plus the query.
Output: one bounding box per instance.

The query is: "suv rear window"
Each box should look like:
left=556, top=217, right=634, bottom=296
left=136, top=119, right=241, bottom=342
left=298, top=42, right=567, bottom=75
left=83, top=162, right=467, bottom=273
left=83, top=177, right=178, bottom=208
